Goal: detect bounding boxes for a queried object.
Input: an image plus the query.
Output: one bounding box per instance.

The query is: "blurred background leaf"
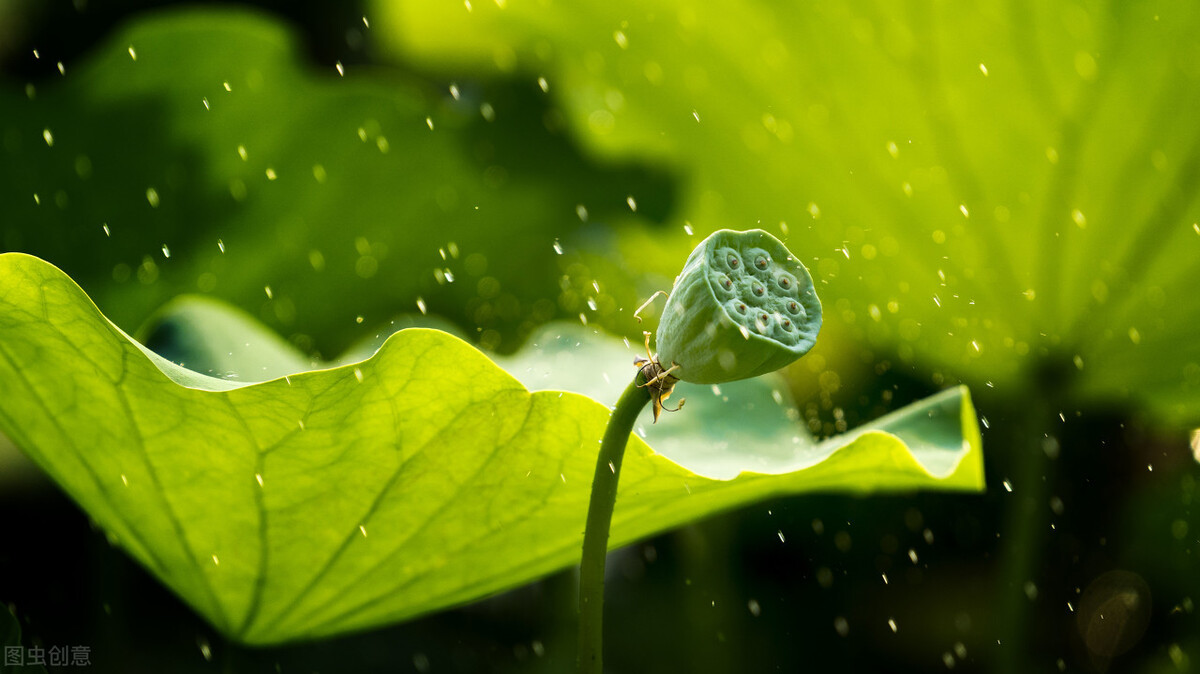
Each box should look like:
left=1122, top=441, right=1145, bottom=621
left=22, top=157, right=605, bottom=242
left=378, top=0, right=1200, bottom=427
left=0, top=7, right=674, bottom=358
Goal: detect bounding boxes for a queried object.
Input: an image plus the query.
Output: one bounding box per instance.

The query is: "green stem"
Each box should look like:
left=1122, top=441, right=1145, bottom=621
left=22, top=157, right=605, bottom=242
left=578, top=375, right=651, bottom=674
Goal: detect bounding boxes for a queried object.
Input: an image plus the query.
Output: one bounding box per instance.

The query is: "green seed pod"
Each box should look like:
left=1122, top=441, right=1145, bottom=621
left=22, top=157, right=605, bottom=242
left=654, top=229, right=821, bottom=384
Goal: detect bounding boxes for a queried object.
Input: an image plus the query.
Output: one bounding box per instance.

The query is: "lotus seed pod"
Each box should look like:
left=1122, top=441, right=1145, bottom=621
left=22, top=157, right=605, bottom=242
left=654, top=229, right=821, bottom=384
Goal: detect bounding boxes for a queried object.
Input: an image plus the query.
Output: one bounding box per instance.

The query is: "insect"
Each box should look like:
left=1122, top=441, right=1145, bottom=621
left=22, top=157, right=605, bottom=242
left=633, top=293, right=685, bottom=423
left=633, top=331, right=685, bottom=423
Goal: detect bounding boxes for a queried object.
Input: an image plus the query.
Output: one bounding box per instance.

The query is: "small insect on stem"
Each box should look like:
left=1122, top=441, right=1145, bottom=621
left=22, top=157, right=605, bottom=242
left=633, top=331, right=685, bottom=423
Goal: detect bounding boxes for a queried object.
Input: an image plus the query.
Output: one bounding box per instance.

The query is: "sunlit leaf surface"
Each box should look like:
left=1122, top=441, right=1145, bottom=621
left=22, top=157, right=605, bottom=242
left=380, top=0, right=1200, bottom=425
left=0, top=253, right=981, bottom=643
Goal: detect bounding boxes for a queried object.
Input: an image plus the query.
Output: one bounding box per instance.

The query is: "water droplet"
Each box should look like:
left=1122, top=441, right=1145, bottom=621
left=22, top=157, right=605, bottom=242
left=1072, top=209, right=1087, bottom=228
left=425, top=117, right=434, bottom=130
left=748, top=599, right=761, bottom=616
left=777, top=530, right=786, bottom=543
left=202, top=97, right=210, bottom=110
left=198, top=638, right=212, bottom=662
left=264, top=285, right=273, bottom=299
left=882, top=573, right=889, bottom=585
left=223, top=81, right=231, bottom=92
left=1003, top=479, right=1013, bottom=492
left=416, top=297, right=427, bottom=314
left=613, top=30, right=628, bottom=48
left=834, top=617, right=849, bottom=637
left=908, top=548, right=919, bottom=563
left=887, top=618, right=898, bottom=633
left=102, top=224, right=110, bottom=237
left=356, top=315, right=364, bottom=324
left=959, top=204, right=970, bottom=218
left=354, top=367, right=364, bottom=383
left=537, top=76, right=549, bottom=92
left=886, top=140, right=899, bottom=158
left=807, top=202, right=821, bottom=219
left=57, top=61, right=65, bottom=75
left=120, top=474, right=128, bottom=486
left=692, top=109, right=700, bottom=122
left=579, top=312, right=588, bottom=325
left=553, top=239, right=564, bottom=254
left=626, top=195, right=637, bottom=211
left=587, top=298, right=598, bottom=311
left=1128, top=327, right=1140, bottom=344
left=42, top=128, right=54, bottom=146
left=255, top=473, right=263, bottom=487
left=335, top=61, right=345, bottom=76
left=265, top=167, right=277, bottom=180
left=217, top=239, right=225, bottom=253
left=146, top=187, right=160, bottom=208
left=212, top=554, right=220, bottom=566
left=161, top=244, right=170, bottom=258
left=480, top=102, right=495, bottom=121
left=128, top=45, right=137, bottom=60
left=683, top=222, right=694, bottom=235
left=979, top=62, right=988, bottom=76
left=359, top=524, right=368, bottom=537
left=362, top=16, right=370, bottom=28
left=576, top=204, right=589, bottom=221
left=237, top=144, right=248, bottom=161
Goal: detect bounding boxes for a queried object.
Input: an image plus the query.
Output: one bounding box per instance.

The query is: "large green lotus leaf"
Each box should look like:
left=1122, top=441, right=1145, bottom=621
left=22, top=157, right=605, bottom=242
left=0, top=252, right=982, bottom=644
left=379, top=0, right=1200, bottom=425
left=140, top=295, right=976, bottom=480
left=0, top=8, right=670, bottom=355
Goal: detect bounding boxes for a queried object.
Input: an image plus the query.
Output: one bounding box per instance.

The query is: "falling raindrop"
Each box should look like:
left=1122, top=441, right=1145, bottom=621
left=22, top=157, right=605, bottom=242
left=354, top=367, right=364, bottom=383
left=979, top=63, right=989, bottom=76
left=537, top=76, right=549, bottom=92
left=553, top=239, right=564, bottom=254
left=887, top=618, right=898, bottom=633
left=335, top=61, right=345, bottom=76
left=264, top=285, right=273, bottom=299
left=416, top=297, right=427, bottom=314
left=1003, top=479, right=1013, bottom=492
left=42, top=128, right=54, bottom=146
left=426, top=117, right=434, bottom=130
left=128, top=46, right=137, bottom=60
left=161, top=244, right=170, bottom=258
left=255, top=474, right=263, bottom=487
left=102, top=224, right=110, bottom=237
left=626, top=195, right=637, bottom=211
left=217, top=239, right=225, bottom=253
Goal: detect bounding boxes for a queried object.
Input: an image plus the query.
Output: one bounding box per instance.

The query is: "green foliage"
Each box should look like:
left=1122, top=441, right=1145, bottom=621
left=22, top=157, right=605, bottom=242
left=379, top=0, right=1200, bottom=426
left=0, top=253, right=981, bottom=644
left=0, top=8, right=669, bottom=355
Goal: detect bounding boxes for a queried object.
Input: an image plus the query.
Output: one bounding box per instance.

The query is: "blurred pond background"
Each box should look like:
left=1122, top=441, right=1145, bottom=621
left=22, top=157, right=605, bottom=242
left=2, top=0, right=1198, bottom=671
